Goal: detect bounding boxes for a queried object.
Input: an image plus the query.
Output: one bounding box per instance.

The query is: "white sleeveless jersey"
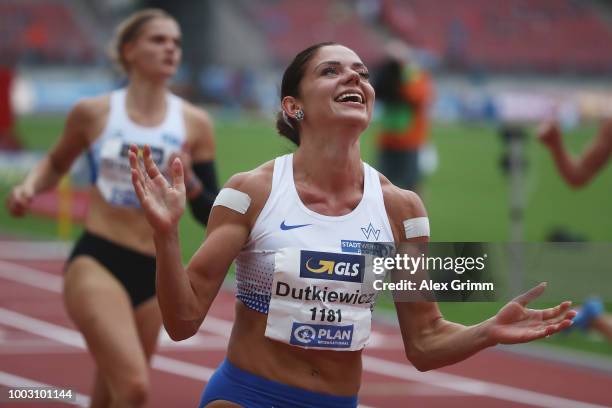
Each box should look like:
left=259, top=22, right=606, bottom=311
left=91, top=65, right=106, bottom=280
left=235, top=154, right=395, bottom=350
left=88, top=88, right=186, bottom=208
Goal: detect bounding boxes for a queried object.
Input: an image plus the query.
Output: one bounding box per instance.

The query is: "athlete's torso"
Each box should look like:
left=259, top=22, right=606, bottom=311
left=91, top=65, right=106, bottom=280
left=228, top=153, right=394, bottom=395
left=235, top=153, right=394, bottom=314
left=90, top=88, right=185, bottom=208
left=84, top=88, right=186, bottom=254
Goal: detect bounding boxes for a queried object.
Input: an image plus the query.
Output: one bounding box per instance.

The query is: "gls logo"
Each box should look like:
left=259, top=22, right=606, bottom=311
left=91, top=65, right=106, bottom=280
left=120, top=143, right=164, bottom=165
left=299, top=250, right=364, bottom=283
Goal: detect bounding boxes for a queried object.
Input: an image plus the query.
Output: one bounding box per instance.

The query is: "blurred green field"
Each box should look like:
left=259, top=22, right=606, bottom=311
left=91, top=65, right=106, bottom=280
left=5, top=114, right=611, bottom=244
left=1, top=114, right=611, bottom=358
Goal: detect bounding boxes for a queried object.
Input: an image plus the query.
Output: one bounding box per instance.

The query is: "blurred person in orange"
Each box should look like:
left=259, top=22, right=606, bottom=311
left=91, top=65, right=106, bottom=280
left=374, top=42, right=433, bottom=193
left=6, top=8, right=218, bottom=407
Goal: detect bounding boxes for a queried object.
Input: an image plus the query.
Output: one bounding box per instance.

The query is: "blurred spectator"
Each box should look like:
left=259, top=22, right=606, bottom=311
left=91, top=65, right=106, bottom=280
left=356, top=0, right=382, bottom=23
left=538, top=121, right=612, bottom=342
left=568, top=297, right=612, bottom=342
left=446, top=18, right=468, bottom=69
left=0, top=66, right=19, bottom=150
left=538, top=120, right=612, bottom=188
left=374, top=44, right=433, bottom=192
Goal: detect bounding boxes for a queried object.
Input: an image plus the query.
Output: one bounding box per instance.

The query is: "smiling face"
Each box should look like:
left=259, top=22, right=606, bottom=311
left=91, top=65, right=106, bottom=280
left=289, top=45, right=375, bottom=134
left=123, top=17, right=182, bottom=80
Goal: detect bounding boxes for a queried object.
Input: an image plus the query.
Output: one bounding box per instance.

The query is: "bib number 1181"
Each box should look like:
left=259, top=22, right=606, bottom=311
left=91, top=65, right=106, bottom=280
left=309, top=307, right=342, bottom=323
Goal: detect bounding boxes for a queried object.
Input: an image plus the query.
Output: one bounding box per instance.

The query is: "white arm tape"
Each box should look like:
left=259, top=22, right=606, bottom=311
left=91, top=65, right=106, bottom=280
left=212, top=188, right=251, bottom=214
left=403, top=217, right=430, bottom=238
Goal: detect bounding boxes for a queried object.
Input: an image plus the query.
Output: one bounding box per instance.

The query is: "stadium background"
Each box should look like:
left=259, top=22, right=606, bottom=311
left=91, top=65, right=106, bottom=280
left=0, top=0, right=611, bottom=406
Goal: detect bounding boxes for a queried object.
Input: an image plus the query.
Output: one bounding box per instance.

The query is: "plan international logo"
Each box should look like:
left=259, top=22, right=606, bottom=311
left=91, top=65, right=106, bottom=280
left=290, top=322, right=353, bottom=348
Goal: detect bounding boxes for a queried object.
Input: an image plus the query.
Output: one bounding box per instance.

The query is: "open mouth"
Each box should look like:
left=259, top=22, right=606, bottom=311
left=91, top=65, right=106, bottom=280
left=334, top=92, right=364, bottom=104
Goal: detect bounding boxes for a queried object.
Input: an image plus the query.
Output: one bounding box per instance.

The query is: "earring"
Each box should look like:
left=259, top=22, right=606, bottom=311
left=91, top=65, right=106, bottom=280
left=294, top=109, right=304, bottom=121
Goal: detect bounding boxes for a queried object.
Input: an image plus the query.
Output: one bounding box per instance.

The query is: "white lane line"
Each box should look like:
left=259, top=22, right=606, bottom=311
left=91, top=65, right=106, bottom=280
left=0, top=260, right=224, bottom=348
left=0, top=370, right=90, bottom=406
left=160, top=331, right=228, bottom=349
left=0, top=333, right=228, bottom=354
left=0, top=308, right=379, bottom=408
left=0, top=307, right=216, bottom=382
left=0, top=308, right=84, bottom=347
left=153, top=355, right=215, bottom=381
left=0, top=260, right=63, bottom=291
left=200, top=315, right=233, bottom=335
left=361, top=355, right=608, bottom=408
left=1, top=260, right=608, bottom=408
left=0, top=260, right=402, bottom=349
left=0, top=242, right=71, bottom=260
left=199, top=314, right=609, bottom=408
left=359, top=381, right=465, bottom=397
left=0, top=259, right=379, bottom=408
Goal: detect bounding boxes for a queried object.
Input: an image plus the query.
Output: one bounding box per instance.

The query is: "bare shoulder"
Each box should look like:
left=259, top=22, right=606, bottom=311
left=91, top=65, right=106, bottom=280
left=225, top=160, right=274, bottom=203
left=68, top=95, right=110, bottom=142
left=221, top=160, right=275, bottom=227
left=182, top=100, right=212, bottom=128
left=53, top=94, right=110, bottom=148
left=182, top=100, right=214, bottom=159
left=71, top=94, right=110, bottom=123
left=47, top=95, right=110, bottom=168
left=379, top=174, right=427, bottom=241
left=380, top=173, right=427, bottom=219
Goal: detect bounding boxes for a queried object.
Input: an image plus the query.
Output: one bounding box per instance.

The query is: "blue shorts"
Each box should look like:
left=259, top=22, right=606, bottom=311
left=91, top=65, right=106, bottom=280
left=199, top=359, right=358, bottom=408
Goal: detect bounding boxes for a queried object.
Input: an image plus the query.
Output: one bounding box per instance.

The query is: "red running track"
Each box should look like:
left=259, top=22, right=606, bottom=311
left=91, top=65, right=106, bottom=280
left=0, top=245, right=610, bottom=407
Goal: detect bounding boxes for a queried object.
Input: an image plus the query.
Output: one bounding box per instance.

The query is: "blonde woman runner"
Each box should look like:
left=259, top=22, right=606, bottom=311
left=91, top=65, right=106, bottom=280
left=7, top=9, right=218, bottom=407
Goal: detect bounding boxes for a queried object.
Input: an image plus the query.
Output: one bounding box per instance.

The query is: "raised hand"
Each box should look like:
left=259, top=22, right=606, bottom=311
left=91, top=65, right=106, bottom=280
left=167, top=142, right=194, bottom=181
left=129, top=144, right=185, bottom=234
left=537, top=121, right=562, bottom=149
left=166, top=143, right=202, bottom=198
left=486, top=283, right=576, bottom=345
left=6, top=184, right=34, bottom=217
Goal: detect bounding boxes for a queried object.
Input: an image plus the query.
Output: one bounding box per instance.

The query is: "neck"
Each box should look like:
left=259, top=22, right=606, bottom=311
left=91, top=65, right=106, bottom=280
left=293, top=124, right=363, bottom=193
left=125, top=73, right=168, bottom=115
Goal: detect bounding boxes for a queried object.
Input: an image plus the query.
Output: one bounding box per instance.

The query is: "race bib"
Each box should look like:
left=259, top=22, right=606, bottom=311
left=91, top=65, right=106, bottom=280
left=97, top=138, right=165, bottom=208
left=265, top=248, right=381, bottom=351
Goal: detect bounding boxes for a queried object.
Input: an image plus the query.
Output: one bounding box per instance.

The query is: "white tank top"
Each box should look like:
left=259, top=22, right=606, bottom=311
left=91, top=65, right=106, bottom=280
left=88, top=88, right=186, bottom=208
left=236, top=154, right=395, bottom=350
left=236, top=153, right=395, bottom=311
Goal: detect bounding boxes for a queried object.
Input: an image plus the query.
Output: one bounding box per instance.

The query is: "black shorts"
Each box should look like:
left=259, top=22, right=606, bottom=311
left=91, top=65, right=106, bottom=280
left=67, top=231, right=156, bottom=308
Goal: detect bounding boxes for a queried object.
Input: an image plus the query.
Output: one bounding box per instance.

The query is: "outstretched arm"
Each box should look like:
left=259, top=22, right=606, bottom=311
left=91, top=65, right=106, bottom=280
left=396, top=283, right=575, bottom=371
left=381, top=181, right=575, bottom=372
left=6, top=99, right=95, bottom=216
left=538, top=121, right=612, bottom=188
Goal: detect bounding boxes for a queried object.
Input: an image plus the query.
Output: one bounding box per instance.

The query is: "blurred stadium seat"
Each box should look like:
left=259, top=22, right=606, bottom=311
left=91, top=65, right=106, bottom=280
left=382, top=0, right=612, bottom=73
left=242, top=0, right=386, bottom=64
left=0, top=0, right=98, bottom=65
